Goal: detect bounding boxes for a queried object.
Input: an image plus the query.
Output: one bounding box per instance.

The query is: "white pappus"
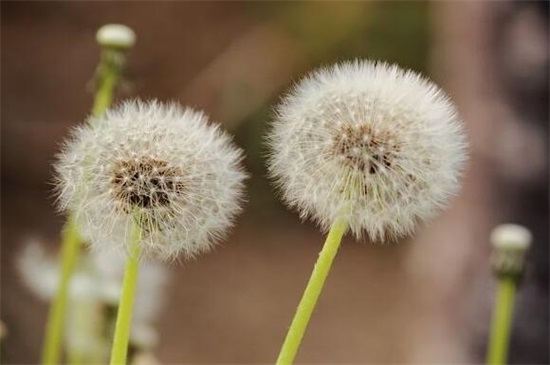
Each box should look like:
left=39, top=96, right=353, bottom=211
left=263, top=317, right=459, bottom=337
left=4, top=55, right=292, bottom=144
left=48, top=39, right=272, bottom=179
left=268, top=60, right=468, bottom=240
left=54, top=99, right=247, bottom=260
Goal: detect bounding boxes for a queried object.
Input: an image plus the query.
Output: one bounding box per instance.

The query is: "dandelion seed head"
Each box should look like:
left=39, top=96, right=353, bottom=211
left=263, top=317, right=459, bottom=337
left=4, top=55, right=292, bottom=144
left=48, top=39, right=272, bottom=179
left=491, top=224, right=532, bottom=251
left=96, top=24, right=136, bottom=49
left=54, top=99, right=247, bottom=260
left=490, top=224, right=532, bottom=277
left=268, top=60, right=468, bottom=240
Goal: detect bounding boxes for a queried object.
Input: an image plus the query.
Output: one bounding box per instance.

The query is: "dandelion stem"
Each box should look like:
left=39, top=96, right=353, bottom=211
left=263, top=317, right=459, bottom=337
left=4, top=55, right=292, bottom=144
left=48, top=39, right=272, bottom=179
left=41, top=42, right=126, bottom=365
left=276, top=217, right=348, bottom=365
left=486, top=276, right=517, bottom=365
left=92, top=50, right=122, bottom=117
left=41, top=217, right=81, bottom=365
left=110, top=221, right=142, bottom=365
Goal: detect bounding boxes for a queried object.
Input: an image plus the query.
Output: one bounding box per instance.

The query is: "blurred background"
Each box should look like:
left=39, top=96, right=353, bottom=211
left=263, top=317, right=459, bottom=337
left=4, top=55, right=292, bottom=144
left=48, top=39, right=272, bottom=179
left=1, top=1, right=548, bottom=364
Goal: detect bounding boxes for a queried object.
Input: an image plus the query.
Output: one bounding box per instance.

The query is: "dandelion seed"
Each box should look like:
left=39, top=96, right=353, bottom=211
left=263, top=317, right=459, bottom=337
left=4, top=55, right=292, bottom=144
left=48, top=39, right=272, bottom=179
left=54, top=99, right=247, bottom=260
left=268, top=59, right=467, bottom=240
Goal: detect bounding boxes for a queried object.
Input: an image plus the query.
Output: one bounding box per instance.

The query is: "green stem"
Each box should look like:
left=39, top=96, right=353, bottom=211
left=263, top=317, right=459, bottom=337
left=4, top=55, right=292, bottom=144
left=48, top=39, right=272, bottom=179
left=276, top=217, right=348, bottom=365
left=486, top=276, right=517, bottom=365
left=41, top=45, right=125, bottom=365
left=109, top=222, right=142, bottom=365
left=41, top=217, right=81, bottom=365
left=92, top=50, right=121, bottom=117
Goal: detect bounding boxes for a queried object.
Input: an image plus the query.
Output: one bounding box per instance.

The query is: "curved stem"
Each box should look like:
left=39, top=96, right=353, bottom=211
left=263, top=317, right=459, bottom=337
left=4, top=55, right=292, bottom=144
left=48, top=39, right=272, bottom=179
left=486, top=276, right=517, bottom=365
left=41, top=217, right=81, bottom=365
left=110, top=222, right=142, bottom=365
left=276, top=217, right=348, bottom=365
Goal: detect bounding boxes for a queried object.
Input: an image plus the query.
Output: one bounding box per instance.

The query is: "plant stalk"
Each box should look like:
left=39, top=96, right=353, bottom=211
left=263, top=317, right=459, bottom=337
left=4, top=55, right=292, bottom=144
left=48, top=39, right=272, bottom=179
left=92, top=49, right=122, bottom=117
left=109, top=222, right=142, bottom=365
left=41, top=217, right=81, bottom=365
left=276, top=217, right=348, bottom=365
left=486, top=276, right=517, bottom=365
left=41, top=44, right=124, bottom=365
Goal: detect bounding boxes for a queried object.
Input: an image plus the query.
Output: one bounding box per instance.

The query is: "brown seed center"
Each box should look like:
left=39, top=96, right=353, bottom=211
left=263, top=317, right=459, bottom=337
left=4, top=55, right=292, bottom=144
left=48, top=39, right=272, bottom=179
left=110, top=157, right=185, bottom=210
left=330, top=123, right=400, bottom=174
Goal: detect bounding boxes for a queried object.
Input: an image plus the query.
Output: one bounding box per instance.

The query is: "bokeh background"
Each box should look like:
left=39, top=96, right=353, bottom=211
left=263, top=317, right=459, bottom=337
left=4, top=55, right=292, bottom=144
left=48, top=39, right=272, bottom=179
left=1, top=1, right=548, bottom=364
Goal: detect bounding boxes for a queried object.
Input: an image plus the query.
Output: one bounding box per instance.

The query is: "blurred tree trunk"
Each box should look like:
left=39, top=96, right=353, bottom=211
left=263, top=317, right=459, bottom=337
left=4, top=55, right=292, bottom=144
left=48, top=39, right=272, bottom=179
left=429, top=1, right=549, bottom=363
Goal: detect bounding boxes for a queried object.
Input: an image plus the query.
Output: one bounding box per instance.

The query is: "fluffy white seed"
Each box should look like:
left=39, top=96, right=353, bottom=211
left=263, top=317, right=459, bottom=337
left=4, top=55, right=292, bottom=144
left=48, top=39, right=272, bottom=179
left=268, top=60, right=468, bottom=240
left=54, top=100, right=247, bottom=260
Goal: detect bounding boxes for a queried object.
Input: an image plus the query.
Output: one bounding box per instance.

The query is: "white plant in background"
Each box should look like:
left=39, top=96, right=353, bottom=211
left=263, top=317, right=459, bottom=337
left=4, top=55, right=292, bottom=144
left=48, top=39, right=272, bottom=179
left=19, top=242, right=116, bottom=302
left=54, top=99, right=247, bottom=260
left=268, top=59, right=467, bottom=240
left=18, top=241, right=169, bottom=355
left=92, top=250, right=169, bottom=349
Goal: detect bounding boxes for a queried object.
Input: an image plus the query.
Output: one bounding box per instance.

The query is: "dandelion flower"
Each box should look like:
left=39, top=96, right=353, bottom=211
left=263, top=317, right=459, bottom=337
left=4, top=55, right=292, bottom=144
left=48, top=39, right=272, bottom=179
left=54, top=99, right=247, bottom=260
left=270, top=60, right=468, bottom=364
left=268, top=60, right=467, bottom=241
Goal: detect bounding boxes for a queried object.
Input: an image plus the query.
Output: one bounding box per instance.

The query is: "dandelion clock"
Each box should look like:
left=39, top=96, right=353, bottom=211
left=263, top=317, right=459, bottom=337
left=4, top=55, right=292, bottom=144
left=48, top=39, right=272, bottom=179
left=267, top=60, right=468, bottom=364
left=55, top=99, right=247, bottom=364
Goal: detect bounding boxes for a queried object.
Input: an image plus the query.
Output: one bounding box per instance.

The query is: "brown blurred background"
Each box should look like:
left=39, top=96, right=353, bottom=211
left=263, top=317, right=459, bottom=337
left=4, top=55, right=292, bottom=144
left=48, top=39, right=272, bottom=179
left=1, top=1, right=548, bottom=364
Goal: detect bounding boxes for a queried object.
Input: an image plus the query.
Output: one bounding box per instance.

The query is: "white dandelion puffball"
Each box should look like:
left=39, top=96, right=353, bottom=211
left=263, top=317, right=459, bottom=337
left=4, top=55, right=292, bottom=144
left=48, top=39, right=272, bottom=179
left=268, top=60, right=467, bottom=240
left=55, top=100, right=247, bottom=259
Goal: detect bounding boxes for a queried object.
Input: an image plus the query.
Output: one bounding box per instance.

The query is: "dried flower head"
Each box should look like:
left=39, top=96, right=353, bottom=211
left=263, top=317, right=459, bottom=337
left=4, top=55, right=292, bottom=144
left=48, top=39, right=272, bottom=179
left=490, top=224, right=532, bottom=277
left=55, top=100, right=246, bottom=259
left=96, top=24, right=136, bottom=49
left=268, top=60, right=467, bottom=240
left=490, top=224, right=532, bottom=251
